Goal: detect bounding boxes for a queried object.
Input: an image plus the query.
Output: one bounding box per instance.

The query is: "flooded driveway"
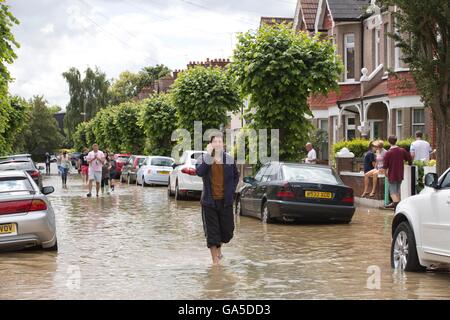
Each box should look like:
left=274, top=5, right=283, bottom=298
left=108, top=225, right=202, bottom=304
left=1, top=171, right=450, bottom=299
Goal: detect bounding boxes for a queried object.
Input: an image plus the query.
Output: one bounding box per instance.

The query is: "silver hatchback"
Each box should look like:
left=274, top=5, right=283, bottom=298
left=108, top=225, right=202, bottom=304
left=0, top=170, right=58, bottom=251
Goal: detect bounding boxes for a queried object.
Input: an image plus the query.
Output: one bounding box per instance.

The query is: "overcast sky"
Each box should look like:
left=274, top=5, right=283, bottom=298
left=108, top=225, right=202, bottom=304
left=7, top=0, right=296, bottom=108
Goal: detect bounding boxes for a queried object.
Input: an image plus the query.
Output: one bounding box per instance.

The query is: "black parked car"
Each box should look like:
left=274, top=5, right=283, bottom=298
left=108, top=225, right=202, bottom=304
left=0, top=159, right=43, bottom=189
left=235, top=162, right=355, bottom=224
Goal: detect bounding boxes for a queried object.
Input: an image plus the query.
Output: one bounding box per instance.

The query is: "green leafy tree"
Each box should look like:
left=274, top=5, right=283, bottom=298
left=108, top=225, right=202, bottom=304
left=137, top=64, right=171, bottom=93
left=230, top=24, right=343, bottom=162
left=171, top=66, right=241, bottom=140
left=0, top=96, right=31, bottom=155
left=73, top=121, right=89, bottom=151
left=380, top=0, right=450, bottom=175
left=114, top=102, right=145, bottom=154
left=138, top=94, right=177, bottom=156
left=63, top=67, right=110, bottom=141
left=0, top=1, right=19, bottom=97
left=21, top=96, right=64, bottom=156
left=109, top=71, right=141, bottom=105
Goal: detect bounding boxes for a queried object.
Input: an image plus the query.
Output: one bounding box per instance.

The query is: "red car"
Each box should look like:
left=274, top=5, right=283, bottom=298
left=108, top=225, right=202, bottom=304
left=114, top=154, right=131, bottom=179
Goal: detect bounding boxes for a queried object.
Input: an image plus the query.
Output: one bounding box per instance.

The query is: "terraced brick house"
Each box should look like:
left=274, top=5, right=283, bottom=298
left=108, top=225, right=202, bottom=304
left=293, top=0, right=436, bottom=161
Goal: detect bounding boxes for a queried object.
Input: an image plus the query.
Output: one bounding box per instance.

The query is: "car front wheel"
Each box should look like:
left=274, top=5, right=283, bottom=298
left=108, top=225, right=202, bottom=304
left=391, top=222, right=425, bottom=272
left=261, top=201, right=274, bottom=224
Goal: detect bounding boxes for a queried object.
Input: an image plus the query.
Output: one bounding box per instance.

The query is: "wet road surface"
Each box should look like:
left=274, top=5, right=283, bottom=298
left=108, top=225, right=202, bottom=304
left=1, top=170, right=450, bottom=299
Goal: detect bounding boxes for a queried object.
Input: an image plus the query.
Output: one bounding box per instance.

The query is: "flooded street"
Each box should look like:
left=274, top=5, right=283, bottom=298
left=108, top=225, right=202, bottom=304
left=1, top=171, right=450, bottom=300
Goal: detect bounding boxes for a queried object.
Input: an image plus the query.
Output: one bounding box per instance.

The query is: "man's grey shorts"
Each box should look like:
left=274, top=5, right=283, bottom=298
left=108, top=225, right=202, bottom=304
left=89, top=171, right=102, bottom=183
left=389, top=181, right=402, bottom=195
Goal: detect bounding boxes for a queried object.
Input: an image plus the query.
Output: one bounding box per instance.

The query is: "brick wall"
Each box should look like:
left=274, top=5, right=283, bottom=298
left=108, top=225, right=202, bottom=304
left=340, top=174, right=385, bottom=200
left=388, top=71, right=418, bottom=97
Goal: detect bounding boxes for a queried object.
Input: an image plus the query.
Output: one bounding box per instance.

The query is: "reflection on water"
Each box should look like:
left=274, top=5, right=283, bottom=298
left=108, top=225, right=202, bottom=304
left=1, top=174, right=449, bottom=299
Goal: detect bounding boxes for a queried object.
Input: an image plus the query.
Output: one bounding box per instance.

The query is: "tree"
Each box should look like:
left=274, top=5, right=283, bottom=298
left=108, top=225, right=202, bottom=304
left=114, top=102, right=145, bottom=154
left=380, top=0, right=450, bottom=175
left=171, top=66, right=241, bottom=139
left=229, top=24, right=342, bottom=162
left=63, top=67, right=110, bottom=141
left=109, top=71, right=141, bottom=105
left=0, top=96, right=30, bottom=155
left=137, top=64, right=171, bottom=93
left=0, top=1, right=19, bottom=97
left=21, top=96, right=64, bottom=156
left=138, top=94, right=177, bottom=156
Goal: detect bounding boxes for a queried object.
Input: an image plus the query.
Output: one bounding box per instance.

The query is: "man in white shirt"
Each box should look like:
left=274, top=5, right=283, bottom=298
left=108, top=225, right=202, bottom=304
left=86, top=143, right=105, bottom=197
left=305, top=142, right=317, bottom=164
left=410, top=131, right=432, bottom=161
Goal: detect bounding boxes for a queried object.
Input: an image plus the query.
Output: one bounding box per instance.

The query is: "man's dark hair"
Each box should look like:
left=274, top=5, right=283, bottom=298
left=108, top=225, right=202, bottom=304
left=388, top=135, right=398, bottom=146
left=210, top=132, right=224, bottom=143
left=415, top=130, right=423, bottom=138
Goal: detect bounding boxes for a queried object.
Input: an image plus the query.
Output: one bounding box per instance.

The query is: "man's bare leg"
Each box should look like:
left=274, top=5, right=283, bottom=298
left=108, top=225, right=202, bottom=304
left=95, top=182, right=100, bottom=196
left=210, top=246, right=220, bottom=265
left=88, top=179, right=93, bottom=195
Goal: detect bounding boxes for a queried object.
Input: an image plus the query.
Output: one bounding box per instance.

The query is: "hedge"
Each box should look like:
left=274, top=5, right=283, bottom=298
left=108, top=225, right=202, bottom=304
left=332, top=138, right=416, bottom=159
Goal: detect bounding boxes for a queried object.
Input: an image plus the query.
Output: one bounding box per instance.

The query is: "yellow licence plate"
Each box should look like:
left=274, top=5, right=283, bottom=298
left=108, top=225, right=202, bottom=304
left=305, top=191, right=333, bottom=199
left=158, top=171, right=170, bottom=175
left=0, top=223, right=17, bottom=236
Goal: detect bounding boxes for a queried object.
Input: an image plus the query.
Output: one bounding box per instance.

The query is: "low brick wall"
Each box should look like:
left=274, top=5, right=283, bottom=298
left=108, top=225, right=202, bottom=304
left=339, top=171, right=385, bottom=200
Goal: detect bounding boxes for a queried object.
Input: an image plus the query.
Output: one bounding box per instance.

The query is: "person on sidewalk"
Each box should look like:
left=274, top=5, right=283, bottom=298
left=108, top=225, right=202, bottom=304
left=304, top=143, right=317, bottom=164
left=86, top=143, right=105, bottom=198
left=410, top=130, right=432, bottom=161
left=44, top=152, right=51, bottom=175
left=383, top=135, right=412, bottom=210
left=361, top=140, right=385, bottom=198
left=78, top=147, right=89, bottom=185
left=196, top=133, right=240, bottom=266
left=58, top=151, right=72, bottom=189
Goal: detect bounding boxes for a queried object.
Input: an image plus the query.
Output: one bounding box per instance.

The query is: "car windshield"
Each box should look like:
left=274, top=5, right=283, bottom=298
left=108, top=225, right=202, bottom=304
left=282, top=165, right=341, bottom=185
left=118, top=156, right=130, bottom=162
left=0, top=177, right=34, bottom=195
left=0, top=161, right=34, bottom=171
left=137, top=158, right=146, bottom=165
left=151, top=158, right=174, bottom=167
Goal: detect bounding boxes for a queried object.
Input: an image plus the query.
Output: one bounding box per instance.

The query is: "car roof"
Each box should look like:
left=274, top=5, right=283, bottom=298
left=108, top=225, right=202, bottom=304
left=116, top=154, right=131, bottom=156
left=267, top=162, right=333, bottom=170
left=0, top=170, right=29, bottom=178
left=0, top=154, right=32, bottom=161
left=147, top=156, right=174, bottom=159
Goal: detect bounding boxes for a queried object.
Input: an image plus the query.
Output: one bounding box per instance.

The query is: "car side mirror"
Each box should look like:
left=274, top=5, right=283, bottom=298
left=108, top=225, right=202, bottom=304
left=424, top=173, right=439, bottom=189
left=172, top=163, right=178, bottom=169
left=41, top=186, right=55, bottom=195
left=243, top=176, right=255, bottom=184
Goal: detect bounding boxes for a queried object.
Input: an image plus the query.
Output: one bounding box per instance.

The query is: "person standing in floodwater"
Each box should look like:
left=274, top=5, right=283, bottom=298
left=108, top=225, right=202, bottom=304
left=196, top=133, right=240, bottom=266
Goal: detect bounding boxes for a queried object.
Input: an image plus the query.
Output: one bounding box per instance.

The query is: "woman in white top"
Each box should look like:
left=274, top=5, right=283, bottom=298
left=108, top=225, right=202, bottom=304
left=58, top=151, right=72, bottom=189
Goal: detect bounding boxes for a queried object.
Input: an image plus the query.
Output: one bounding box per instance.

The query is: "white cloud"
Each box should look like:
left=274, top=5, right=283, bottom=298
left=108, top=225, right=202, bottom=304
left=8, top=0, right=296, bottom=108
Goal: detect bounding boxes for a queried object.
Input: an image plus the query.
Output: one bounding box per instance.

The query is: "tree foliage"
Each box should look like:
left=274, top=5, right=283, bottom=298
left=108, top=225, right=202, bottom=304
left=20, top=96, right=64, bottom=156
left=171, top=66, right=241, bottom=138
left=138, top=94, right=177, bottom=156
left=229, top=24, right=342, bottom=162
left=0, top=1, right=19, bottom=97
left=380, top=0, right=450, bottom=174
left=62, top=67, right=110, bottom=141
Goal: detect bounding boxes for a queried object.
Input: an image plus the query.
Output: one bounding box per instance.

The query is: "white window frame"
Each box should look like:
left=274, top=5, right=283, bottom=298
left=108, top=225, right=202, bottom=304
left=344, top=33, right=356, bottom=82
left=412, top=108, right=425, bottom=134
left=333, top=117, right=338, bottom=143
left=319, top=119, right=329, bottom=132
left=374, top=28, right=381, bottom=68
left=396, top=109, right=403, bottom=140
left=345, top=115, right=356, bottom=140
left=394, top=17, right=410, bottom=71
left=383, top=22, right=390, bottom=71
left=369, top=119, right=383, bottom=140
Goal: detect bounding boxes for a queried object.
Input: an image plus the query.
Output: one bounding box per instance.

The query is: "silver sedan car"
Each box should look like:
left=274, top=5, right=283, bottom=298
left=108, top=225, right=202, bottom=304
left=0, top=170, right=58, bottom=251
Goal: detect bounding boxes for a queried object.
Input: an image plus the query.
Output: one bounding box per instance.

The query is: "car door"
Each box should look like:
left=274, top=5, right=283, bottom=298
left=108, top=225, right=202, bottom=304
left=245, top=164, right=269, bottom=217
left=137, top=158, right=148, bottom=184
left=253, top=165, right=277, bottom=215
left=422, top=169, right=450, bottom=258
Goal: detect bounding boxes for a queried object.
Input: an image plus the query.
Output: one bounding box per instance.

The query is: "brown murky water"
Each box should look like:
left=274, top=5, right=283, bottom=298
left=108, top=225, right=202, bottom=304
left=1, top=169, right=449, bottom=299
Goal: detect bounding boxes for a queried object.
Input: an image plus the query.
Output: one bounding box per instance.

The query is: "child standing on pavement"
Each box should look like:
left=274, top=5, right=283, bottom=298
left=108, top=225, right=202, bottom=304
left=101, top=157, right=111, bottom=195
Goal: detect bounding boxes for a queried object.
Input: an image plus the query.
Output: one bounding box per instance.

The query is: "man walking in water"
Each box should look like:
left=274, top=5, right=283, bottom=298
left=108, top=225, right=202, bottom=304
left=44, top=152, right=51, bottom=175
left=196, top=133, right=239, bottom=265
left=86, top=143, right=105, bottom=197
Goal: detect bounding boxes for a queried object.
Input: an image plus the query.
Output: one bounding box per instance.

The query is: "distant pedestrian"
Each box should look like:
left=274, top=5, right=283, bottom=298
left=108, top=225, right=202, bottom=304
left=101, top=157, right=111, bottom=195
left=383, top=136, right=412, bottom=210
left=78, top=147, right=89, bottom=185
left=86, top=143, right=105, bottom=197
left=58, top=151, right=72, bottom=189
left=410, top=131, right=432, bottom=161
left=109, top=154, right=117, bottom=192
left=361, top=140, right=387, bottom=198
left=196, top=133, right=240, bottom=266
left=304, top=142, right=317, bottom=164
left=44, top=152, right=51, bottom=175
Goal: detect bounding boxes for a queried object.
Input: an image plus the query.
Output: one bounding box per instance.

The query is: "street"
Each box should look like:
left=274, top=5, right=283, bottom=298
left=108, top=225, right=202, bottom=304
left=0, top=165, right=449, bottom=299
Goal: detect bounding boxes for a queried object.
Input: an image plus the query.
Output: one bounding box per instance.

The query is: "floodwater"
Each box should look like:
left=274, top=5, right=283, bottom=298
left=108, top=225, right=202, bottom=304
left=1, top=168, right=450, bottom=299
